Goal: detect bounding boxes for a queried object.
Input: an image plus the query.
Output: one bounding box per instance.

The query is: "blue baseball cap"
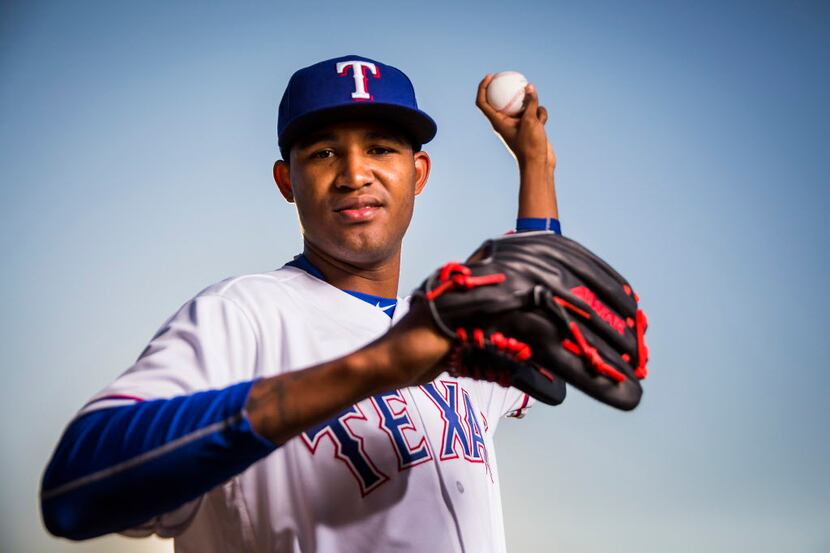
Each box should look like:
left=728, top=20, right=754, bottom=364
left=277, top=54, right=437, bottom=159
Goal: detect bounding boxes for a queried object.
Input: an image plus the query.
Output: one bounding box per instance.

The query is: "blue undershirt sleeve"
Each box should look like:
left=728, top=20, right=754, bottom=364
left=40, top=380, right=276, bottom=540
left=515, top=217, right=562, bottom=234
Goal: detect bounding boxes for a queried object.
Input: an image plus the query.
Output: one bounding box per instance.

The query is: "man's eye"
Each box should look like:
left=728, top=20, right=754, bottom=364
left=369, top=146, right=395, bottom=155
left=310, top=149, right=334, bottom=159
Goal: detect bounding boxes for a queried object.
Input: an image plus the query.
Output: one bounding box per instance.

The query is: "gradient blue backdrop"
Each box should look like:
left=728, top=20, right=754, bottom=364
left=2, top=1, right=828, bottom=551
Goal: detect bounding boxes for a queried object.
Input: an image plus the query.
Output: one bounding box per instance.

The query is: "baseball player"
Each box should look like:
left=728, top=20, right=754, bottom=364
left=41, top=54, right=560, bottom=552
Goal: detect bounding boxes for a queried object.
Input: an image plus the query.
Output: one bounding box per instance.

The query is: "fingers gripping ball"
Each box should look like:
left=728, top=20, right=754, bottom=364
left=414, top=232, right=650, bottom=411
left=486, top=71, right=529, bottom=116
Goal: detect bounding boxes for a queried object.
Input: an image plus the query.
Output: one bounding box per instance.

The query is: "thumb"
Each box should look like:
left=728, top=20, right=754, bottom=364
left=521, top=84, right=539, bottom=122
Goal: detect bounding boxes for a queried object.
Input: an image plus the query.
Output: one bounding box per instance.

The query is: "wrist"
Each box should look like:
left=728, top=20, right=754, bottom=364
left=518, top=156, right=548, bottom=186
left=517, top=153, right=548, bottom=168
left=357, top=310, right=452, bottom=391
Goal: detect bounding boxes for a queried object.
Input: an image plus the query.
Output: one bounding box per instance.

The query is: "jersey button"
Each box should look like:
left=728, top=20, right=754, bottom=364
left=456, top=481, right=465, bottom=493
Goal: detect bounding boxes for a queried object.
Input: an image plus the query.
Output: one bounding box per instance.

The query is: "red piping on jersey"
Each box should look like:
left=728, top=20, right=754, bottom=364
left=509, top=393, right=531, bottom=418
left=82, top=394, right=145, bottom=409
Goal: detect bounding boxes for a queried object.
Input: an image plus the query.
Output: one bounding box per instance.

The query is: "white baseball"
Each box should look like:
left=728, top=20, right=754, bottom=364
left=486, top=71, right=529, bottom=116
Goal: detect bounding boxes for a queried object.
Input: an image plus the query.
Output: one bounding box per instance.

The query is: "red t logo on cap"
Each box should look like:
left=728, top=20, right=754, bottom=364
left=336, top=60, right=380, bottom=102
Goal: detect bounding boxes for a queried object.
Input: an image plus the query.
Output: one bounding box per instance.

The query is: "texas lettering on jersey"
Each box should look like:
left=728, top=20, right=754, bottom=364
left=301, top=380, right=492, bottom=496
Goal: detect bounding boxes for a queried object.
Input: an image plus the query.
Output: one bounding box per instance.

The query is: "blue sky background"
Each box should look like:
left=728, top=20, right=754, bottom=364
left=2, top=1, right=828, bottom=551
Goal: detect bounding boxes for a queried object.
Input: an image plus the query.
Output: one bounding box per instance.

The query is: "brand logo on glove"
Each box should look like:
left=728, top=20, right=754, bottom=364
left=570, top=286, right=626, bottom=335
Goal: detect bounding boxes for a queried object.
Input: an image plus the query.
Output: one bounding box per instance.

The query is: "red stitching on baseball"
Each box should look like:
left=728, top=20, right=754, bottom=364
left=500, top=87, right=525, bottom=115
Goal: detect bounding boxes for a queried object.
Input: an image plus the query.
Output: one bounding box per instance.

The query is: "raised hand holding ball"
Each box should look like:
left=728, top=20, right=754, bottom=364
left=485, top=71, right=529, bottom=116
left=477, top=72, right=549, bottom=168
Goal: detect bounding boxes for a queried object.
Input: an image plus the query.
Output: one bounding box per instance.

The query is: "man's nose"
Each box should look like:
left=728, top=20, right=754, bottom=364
left=335, top=151, right=373, bottom=190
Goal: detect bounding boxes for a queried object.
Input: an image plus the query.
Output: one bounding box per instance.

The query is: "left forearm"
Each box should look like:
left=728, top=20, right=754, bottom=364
left=518, top=155, right=558, bottom=219
left=475, top=76, right=559, bottom=222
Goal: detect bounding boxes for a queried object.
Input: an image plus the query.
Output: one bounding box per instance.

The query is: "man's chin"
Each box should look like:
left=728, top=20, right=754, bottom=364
left=331, top=234, right=402, bottom=266
left=338, top=245, right=399, bottom=266
left=304, top=221, right=406, bottom=267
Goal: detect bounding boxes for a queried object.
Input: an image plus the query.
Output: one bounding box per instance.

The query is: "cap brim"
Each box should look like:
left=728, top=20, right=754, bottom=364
left=279, top=103, right=437, bottom=157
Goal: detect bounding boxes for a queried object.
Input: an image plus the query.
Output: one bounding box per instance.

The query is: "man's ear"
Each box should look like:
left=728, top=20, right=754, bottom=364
left=273, top=160, right=294, bottom=203
left=413, top=151, right=431, bottom=196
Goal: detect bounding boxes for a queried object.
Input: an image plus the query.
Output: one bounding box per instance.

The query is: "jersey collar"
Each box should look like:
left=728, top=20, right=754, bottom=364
left=284, top=254, right=397, bottom=318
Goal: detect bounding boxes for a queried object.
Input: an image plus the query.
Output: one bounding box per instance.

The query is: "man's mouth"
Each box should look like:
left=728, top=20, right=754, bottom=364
left=334, top=196, right=384, bottom=222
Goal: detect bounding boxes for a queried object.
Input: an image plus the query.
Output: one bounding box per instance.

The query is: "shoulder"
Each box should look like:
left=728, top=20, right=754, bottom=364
left=198, top=265, right=309, bottom=298
left=192, top=265, right=316, bottom=310
left=149, top=266, right=318, bottom=336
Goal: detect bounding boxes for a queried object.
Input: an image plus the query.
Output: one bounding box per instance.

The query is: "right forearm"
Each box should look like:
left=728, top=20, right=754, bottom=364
left=246, top=310, right=452, bottom=445
left=40, top=351, right=398, bottom=541
left=245, top=347, right=391, bottom=445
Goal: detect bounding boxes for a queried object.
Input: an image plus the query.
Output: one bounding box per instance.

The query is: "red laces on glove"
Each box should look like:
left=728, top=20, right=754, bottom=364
left=426, top=262, right=507, bottom=301
left=634, top=309, right=649, bottom=379
left=556, top=286, right=650, bottom=384
left=447, top=327, right=535, bottom=387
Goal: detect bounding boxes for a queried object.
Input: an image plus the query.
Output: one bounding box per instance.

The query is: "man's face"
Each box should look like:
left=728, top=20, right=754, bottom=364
left=275, top=121, right=431, bottom=266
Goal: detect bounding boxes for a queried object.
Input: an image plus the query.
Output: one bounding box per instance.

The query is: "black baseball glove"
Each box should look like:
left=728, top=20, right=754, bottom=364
left=413, top=231, right=649, bottom=410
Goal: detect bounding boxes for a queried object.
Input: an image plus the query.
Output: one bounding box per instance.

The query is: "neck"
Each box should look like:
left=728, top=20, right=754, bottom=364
left=302, top=241, right=401, bottom=298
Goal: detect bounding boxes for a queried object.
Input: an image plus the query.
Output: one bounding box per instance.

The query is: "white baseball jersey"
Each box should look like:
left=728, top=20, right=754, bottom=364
left=79, top=265, right=534, bottom=553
